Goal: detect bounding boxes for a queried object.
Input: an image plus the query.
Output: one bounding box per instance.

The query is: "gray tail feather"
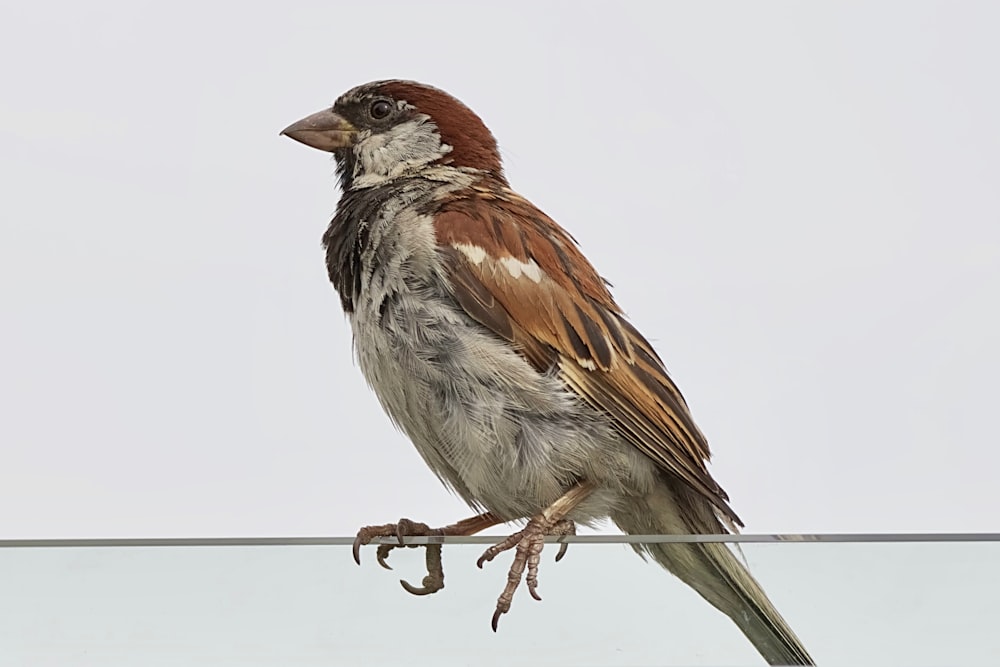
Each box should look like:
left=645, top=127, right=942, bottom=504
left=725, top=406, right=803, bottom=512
left=613, top=487, right=814, bottom=666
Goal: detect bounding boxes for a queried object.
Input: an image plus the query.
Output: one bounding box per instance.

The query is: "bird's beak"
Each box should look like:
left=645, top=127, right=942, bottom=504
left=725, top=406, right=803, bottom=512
left=280, top=109, right=358, bottom=152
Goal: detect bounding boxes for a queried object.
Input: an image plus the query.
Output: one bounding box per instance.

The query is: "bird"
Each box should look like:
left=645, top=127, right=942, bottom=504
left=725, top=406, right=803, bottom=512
left=282, top=80, right=813, bottom=665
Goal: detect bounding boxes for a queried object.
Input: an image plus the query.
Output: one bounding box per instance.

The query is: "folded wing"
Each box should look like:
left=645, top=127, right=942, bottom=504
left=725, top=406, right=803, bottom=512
left=433, top=186, right=742, bottom=528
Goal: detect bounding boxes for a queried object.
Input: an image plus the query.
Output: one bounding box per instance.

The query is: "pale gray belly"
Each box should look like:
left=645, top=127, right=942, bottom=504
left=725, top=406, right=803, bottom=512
left=349, top=282, right=656, bottom=522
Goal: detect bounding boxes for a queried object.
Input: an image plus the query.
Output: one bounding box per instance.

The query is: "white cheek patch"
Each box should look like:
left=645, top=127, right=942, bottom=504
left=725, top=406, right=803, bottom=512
left=351, top=117, right=451, bottom=188
left=499, top=256, right=543, bottom=283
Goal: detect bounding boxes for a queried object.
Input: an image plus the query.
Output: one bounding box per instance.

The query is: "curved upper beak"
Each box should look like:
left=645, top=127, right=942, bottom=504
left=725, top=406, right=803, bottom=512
left=280, top=109, right=358, bottom=152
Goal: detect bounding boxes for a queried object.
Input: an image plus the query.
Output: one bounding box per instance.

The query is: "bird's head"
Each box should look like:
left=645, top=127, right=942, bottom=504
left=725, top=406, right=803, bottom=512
left=282, top=80, right=506, bottom=190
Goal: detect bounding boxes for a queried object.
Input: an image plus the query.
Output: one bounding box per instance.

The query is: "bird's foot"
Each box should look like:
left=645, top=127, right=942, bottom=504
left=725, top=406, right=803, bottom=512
left=476, top=517, right=576, bottom=631
left=353, top=512, right=503, bottom=596
left=353, top=518, right=445, bottom=595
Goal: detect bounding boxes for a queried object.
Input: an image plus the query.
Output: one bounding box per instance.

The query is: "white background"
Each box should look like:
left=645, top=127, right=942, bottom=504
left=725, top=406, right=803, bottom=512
left=2, top=1, right=998, bottom=540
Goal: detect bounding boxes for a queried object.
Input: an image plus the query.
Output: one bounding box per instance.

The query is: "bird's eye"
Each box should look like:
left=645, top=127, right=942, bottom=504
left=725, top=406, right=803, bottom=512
left=370, top=100, right=393, bottom=120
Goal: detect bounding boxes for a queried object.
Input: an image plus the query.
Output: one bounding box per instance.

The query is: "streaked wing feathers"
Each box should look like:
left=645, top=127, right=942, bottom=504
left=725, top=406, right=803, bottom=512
left=432, top=187, right=741, bottom=526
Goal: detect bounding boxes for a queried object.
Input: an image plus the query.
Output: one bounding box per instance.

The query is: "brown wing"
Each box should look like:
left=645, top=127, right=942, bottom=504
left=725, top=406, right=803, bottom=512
left=433, top=185, right=742, bottom=527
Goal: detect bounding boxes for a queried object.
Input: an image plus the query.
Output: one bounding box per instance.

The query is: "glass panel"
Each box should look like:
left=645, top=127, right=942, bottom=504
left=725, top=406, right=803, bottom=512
left=2, top=537, right=997, bottom=665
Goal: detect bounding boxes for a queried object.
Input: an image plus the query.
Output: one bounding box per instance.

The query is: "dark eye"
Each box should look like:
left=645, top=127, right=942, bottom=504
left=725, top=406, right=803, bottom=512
left=370, top=100, right=392, bottom=119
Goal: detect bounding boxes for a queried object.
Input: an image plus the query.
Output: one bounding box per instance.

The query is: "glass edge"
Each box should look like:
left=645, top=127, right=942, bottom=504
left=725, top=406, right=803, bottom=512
left=2, top=533, right=999, bottom=548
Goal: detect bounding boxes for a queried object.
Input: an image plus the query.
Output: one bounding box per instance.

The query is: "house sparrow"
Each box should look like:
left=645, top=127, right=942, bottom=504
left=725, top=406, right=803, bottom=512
left=282, top=80, right=813, bottom=665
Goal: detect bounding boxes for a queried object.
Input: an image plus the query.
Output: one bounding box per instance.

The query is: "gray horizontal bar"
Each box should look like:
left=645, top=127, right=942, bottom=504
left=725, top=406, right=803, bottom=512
left=1, top=533, right=998, bottom=548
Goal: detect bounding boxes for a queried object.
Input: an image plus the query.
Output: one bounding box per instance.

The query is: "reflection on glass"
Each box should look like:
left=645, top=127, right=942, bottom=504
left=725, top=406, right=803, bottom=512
left=1, top=538, right=997, bottom=666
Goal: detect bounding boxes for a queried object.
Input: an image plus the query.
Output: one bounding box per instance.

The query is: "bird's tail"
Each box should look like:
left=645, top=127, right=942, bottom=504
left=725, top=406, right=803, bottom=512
left=612, top=484, right=814, bottom=666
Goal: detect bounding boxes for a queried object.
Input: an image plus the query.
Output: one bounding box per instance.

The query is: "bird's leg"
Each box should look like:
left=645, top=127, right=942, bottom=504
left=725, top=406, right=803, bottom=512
left=353, top=512, right=502, bottom=595
left=476, top=481, right=594, bottom=630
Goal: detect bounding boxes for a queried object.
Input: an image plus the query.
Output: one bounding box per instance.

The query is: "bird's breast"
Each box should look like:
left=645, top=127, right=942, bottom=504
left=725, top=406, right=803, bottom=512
left=343, top=197, right=654, bottom=521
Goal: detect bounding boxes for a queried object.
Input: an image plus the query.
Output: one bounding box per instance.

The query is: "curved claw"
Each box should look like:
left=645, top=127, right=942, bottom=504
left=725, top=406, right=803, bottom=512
left=376, top=544, right=395, bottom=570
left=553, top=519, right=575, bottom=562
left=527, top=558, right=543, bottom=602
left=352, top=536, right=363, bottom=566
left=491, top=608, right=503, bottom=632
left=399, top=576, right=443, bottom=596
